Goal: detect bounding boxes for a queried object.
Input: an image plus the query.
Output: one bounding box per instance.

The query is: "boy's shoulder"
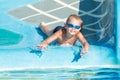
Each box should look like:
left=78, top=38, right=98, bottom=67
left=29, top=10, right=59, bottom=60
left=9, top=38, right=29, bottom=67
left=54, top=29, right=63, bottom=36
left=76, top=32, right=83, bottom=37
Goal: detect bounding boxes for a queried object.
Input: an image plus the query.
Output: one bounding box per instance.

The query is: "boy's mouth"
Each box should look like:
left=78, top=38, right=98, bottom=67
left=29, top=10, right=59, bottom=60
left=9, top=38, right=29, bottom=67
left=70, top=30, right=77, bottom=34
left=69, top=31, right=76, bottom=35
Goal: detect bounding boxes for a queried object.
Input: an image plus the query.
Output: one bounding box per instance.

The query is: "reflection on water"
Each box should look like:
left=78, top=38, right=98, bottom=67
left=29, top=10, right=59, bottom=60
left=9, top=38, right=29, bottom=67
left=0, top=68, right=120, bottom=80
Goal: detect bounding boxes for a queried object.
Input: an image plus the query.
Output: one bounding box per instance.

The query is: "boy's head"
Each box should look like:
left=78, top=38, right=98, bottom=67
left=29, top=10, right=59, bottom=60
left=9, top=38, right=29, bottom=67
left=65, top=14, right=83, bottom=35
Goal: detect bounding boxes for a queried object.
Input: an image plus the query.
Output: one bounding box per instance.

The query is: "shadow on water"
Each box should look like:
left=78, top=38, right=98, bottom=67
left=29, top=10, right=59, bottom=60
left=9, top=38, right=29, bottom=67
left=71, top=46, right=82, bottom=62
left=29, top=44, right=83, bottom=62
left=28, top=26, right=47, bottom=58
left=29, top=47, right=43, bottom=57
left=35, top=27, right=48, bottom=40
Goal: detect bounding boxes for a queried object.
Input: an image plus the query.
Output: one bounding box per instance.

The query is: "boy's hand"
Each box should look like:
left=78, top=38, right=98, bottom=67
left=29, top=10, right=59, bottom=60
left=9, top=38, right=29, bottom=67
left=80, top=48, right=88, bottom=57
left=37, top=43, right=47, bottom=49
left=83, top=47, right=88, bottom=53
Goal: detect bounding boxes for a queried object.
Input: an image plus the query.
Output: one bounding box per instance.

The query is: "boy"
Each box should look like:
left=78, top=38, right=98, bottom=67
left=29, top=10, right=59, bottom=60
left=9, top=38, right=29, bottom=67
left=37, top=14, right=89, bottom=56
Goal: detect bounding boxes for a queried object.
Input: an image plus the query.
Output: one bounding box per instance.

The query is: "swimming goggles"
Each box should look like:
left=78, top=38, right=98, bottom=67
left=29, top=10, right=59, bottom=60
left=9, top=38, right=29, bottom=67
left=67, top=23, right=81, bottom=29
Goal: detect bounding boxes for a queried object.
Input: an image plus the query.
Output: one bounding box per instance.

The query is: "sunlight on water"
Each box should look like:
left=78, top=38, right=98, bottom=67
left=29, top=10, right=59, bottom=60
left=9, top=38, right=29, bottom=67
left=0, top=68, right=120, bottom=80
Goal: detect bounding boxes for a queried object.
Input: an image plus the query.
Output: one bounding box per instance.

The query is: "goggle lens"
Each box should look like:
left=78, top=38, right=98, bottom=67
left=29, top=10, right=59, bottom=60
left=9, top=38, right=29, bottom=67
left=67, top=23, right=81, bottom=29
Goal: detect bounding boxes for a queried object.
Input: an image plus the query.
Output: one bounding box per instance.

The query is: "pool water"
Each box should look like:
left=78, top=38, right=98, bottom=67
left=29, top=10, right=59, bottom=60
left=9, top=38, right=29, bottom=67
left=0, top=0, right=120, bottom=80
left=0, top=68, right=120, bottom=80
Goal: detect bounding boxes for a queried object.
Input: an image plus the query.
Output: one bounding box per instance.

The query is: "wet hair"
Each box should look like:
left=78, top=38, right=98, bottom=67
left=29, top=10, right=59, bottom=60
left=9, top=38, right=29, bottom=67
left=66, top=14, right=83, bottom=27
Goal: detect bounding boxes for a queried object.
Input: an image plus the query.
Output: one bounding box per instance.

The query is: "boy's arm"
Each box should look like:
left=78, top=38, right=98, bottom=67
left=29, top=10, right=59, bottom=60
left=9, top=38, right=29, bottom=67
left=77, top=32, right=89, bottom=53
left=37, top=30, right=62, bottom=48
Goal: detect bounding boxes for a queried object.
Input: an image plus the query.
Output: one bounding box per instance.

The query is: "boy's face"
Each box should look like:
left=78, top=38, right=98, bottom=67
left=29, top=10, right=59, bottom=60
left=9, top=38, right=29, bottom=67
left=65, top=18, right=82, bottom=35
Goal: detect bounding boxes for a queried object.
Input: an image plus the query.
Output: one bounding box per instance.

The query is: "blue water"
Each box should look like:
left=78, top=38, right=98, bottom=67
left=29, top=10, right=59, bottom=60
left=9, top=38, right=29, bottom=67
left=0, top=0, right=120, bottom=79
left=0, top=68, right=120, bottom=79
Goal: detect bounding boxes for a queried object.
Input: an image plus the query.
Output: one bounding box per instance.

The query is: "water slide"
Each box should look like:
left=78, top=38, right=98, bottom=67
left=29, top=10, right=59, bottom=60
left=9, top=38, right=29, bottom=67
left=0, top=0, right=119, bottom=71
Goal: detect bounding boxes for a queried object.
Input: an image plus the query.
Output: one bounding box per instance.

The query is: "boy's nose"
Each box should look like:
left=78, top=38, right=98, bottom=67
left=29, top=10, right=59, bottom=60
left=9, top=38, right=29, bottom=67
left=71, top=28, right=76, bottom=30
left=71, top=28, right=76, bottom=32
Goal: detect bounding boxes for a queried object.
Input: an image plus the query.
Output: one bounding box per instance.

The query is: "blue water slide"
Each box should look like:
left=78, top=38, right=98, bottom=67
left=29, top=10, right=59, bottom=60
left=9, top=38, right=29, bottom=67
left=0, top=0, right=119, bottom=71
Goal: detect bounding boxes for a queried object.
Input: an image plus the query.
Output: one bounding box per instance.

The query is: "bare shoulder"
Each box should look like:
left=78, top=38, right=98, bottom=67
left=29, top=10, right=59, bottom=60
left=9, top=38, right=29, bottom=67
left=77, top=32, right=83, bottom=37
left=53, top=29, right=63, bottom=36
